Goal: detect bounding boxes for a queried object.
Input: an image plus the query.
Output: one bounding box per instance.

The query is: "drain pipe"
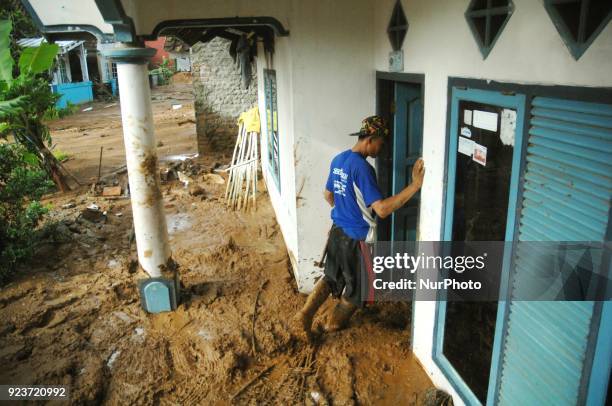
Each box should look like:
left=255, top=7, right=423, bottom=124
left=103, top=45, right=178, bottom=312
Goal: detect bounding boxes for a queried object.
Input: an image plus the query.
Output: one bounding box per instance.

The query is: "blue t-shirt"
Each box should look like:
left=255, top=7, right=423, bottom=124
left=325, top=150, right=383, bottom=241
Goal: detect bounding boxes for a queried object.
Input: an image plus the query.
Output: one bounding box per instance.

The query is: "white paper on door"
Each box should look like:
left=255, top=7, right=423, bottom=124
left=473, top=110, right=498, bottom=132
left=458, top=136, right=474, bottom=156
left=463, top=110, right=472, bottom=126
left=500, top=109, right=516, bottom=146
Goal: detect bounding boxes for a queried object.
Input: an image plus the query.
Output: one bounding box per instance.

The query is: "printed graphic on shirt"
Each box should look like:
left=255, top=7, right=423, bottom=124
left=332, top=168, right=348, bottom=196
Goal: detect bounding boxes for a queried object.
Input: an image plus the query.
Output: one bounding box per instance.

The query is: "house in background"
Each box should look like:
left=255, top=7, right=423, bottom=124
left=17, top=37, right=94, bottom=108
left=144, top=36, right=172, bottom=68
left=22, top=1, right=611, bottom=405
left=145, top=35, right=192, bottom=72
left=164, top=36, right=191, bottom=72
left=96, top=42, right=118, bottom=96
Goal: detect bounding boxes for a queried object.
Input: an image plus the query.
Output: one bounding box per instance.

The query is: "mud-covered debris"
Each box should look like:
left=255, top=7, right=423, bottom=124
left=68, top=223, right=82, bottom=234
left=310, top=391, right=329, bottom=405
left=0, top=322, right=16, bottom=336
left=113, top=311, right=133, bottom=324
left=102, top=186, right=122, bottom=197
left=81, top=204, right=105, bottom=223
left=0, top=343, right=27, bottom=362
left=53, top=223, right=73, bottom=243
left=128, top=258, right=139, bottom=273
left=131, top=327, right=146, bottom=343
left=203, top=173, right=225, bottom=184
left=169, top=158, right=202, bottom=177
left=422, top=388, right=454, bottom=406
left=189, top=185, right=205, bottom=197
left=160, top=168, right=177, bottom=182
left=62, top=202, right=76, bottom=209
left=177, top=171, right=193, bottom=186
left=107, top=350, right=121, bottom=369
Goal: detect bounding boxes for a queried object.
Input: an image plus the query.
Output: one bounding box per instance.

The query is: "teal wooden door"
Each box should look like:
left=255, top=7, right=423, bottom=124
left=391, top=82, right=423, bottom=241
left=496, top=97, right=612, bottom=405
left=435, top=88, right=526, bottom=405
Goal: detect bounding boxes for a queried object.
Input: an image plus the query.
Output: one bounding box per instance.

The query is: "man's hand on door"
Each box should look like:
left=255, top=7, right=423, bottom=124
left=411, top=158, right=425, bottom=188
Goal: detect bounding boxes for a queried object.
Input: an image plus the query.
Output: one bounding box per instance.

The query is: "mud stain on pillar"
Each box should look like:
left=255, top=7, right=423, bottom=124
left=139, top=152, right=164, bottom=207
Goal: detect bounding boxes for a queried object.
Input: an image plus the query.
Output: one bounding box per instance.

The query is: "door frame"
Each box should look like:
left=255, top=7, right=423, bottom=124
left=433, top=87, right=527, bottom=405
left=375, top=71, right=424, bottom=351
left=436, top=78, right=612, bottom=405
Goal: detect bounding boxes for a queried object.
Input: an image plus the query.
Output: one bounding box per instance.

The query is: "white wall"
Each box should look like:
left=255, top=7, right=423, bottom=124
left=289, top=0, right=376, bottom=292
left=30, top=0, right=114, bottom=35
left=372, top=0, right=612, bottom=403
left=256, top=35, right=301, bottom=279
left=253, top=0, right=376, bottom=292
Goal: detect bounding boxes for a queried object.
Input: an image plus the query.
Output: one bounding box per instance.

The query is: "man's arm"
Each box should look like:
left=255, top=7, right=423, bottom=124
left=324, top=189, right=335, bottom=207
left=371, top=158, right=425, bottom=219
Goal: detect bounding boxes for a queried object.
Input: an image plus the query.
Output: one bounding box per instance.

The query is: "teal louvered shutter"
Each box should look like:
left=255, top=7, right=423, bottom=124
left=497, top=97, right=612, bottom=405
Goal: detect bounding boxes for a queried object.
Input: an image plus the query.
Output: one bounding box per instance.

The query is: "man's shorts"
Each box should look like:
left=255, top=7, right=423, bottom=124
left=323, top=224, right=375, bottom=306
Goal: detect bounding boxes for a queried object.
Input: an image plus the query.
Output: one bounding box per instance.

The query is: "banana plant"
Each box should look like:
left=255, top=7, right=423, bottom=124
left=0, top=19, right=75, bottom=191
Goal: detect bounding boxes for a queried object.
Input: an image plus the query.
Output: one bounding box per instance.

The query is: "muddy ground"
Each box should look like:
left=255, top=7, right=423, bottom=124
left=0, top=79, right=434, bottom=405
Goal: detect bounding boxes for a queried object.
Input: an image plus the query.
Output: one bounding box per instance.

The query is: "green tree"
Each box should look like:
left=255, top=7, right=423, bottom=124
left=0, top=0, right=40, bottom=71
left=1, top=19, right=73, bottom=191
left=0, top=142, right=54, bottom=282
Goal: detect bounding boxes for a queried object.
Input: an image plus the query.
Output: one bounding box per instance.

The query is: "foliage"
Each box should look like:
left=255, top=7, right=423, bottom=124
left=0, top=19, right=71, bottom=191
left=0, top=142, right=54, bottom=282
left=44, top=101, right=77, bottom=120
left=0, top=0, right=40, bottom=72
left=150, top=57, right=174, bottom=85
left=0, top=15, right=13, bottom=84
left=2, top=74, right=59, bottom=142
left=52, top=148, right=70, bottom=162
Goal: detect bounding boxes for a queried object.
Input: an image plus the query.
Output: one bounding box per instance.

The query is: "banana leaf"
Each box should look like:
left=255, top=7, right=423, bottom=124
left=18, top=43, right=59, bottom=76
left=0, top=95, right=28, bottom=119
left=0, top=20, right=14, bottom=86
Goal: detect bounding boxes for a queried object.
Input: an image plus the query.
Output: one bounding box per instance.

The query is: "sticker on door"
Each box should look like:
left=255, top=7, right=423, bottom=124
left=473, top=143, right=487, bottom=166
left=458, top=137, right=474, bottom=156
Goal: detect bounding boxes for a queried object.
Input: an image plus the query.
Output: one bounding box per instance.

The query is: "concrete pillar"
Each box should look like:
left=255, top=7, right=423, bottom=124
left=103, top=46, right=172, bottom=277
left=97, top=43, right=113, bottom=83
left=79, top=43, right=89, bottom=82
left=102, top=45, right=178, bottom=313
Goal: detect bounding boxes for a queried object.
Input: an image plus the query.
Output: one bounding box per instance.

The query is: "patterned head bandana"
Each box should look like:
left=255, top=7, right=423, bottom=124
left=350, top=115, right=390, bottom=138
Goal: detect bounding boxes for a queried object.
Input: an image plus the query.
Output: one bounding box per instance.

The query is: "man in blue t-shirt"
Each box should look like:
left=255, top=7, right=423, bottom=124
left=293, top=115, right=425, bottom=339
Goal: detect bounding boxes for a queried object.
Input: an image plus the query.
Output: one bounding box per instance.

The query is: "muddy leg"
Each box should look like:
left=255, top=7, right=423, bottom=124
left=292, top=279, right=331, bottom=339
left=323, top=297, right=357, bottom=333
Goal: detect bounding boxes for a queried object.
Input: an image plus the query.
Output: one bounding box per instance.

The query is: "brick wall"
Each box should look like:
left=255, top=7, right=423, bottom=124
left=191, top=37, right=258, bottom=155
